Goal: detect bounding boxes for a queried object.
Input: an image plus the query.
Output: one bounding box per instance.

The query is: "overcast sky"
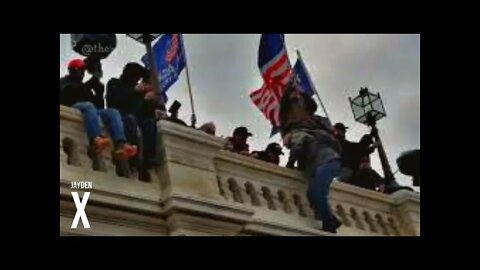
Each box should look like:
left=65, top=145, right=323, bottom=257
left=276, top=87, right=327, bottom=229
left=60, top=34, right=420, bottom=191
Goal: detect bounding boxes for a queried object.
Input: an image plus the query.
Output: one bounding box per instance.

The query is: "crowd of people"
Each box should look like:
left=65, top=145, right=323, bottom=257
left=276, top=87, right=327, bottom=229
left=60, top=58, right=406, bottom=234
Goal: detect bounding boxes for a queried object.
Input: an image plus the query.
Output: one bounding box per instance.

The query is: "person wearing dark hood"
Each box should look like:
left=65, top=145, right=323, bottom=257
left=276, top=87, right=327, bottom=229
left=280, top=81, right=342, bottom=233
left=60, top=59, right=137, bottom=161
left=106, top=63, right=166, bottom=181
left=332, top=123, right=379, bottom=183
left=225, top=127, right=252, bottom=156
left=252, top=143, right=284, bottom=165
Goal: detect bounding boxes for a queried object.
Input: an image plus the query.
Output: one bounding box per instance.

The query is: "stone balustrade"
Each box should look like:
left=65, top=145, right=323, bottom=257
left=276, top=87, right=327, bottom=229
left=60, top=105, right=420, bottom=236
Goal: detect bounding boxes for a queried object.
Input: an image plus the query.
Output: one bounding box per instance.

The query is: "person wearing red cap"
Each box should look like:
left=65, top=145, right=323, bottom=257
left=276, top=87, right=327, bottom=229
left=60, top=59, right=137, bottom=161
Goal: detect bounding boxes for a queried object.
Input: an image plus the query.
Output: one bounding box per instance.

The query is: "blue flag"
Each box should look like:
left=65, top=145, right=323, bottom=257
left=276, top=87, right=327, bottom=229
left=141, top=34, right=187, bottom=98
left=293, top=57, right=315, bottom=97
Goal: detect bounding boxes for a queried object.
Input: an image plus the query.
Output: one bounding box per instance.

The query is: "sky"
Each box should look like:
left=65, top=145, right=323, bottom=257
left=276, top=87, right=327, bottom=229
left=60, top=34, right=420, bottom=191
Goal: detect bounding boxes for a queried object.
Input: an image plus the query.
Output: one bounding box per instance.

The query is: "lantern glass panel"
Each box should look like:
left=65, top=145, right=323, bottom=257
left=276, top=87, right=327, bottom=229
left=371, top=97, right=386, bottom=115
left=351, top=102, right=365, bottom=120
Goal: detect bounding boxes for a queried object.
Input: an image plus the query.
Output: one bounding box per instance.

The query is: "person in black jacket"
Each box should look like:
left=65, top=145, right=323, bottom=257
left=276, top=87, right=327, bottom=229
left=346, top=156, right=385, bottom=191
left=252, top=143, right=284, bottom=165
left=60, top=59, right=137, bottom=160
left=333, top=123, right=379, bottom=183
left=106, top=63, right=166, bottom=181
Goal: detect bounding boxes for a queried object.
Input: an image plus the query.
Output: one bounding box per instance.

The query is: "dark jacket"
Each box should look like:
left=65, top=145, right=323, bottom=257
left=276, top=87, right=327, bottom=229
left=225, top=137, right=250, bottom=155
left=252, top=151, right=280, bottom=165
left=106, top=78, right=144, bottom=117
left=60, top=75, right=105, bottom=109
left=339, top=134, right=375, bottom=170
left=347, top=168, right=385, bottom=191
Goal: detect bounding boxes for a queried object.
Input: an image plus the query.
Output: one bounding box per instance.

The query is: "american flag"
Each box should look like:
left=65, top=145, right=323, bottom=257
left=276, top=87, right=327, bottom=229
left=250, top=34, right=293, bottom=133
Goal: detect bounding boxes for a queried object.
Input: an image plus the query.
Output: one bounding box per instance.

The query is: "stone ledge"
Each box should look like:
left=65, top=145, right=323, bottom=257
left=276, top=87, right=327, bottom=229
left=158, top=120, right=226, bottom=149
left=60, top=165, right=161, bottom=201
left=60, top=200, right=168, bottom=235
left=60, top=105, right=83, bottom=123
left=216, top=150, right=306, bottom=182
left=244, top=220, right=333, bottom=236
left=162, top=192, right=255, bottom=224
left=391, top=189, right=421, bottom=205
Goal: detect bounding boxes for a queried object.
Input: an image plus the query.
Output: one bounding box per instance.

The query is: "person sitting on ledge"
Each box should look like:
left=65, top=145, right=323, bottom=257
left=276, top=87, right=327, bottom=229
left=346, top=156, right=386, bottom=192
left=252, top=143, right=284, bottom=165
left=106, top=64, right=166, bottom=181
left=332, top=122, right=379, bottom=184
left=60, top=59, right=137, bottom=160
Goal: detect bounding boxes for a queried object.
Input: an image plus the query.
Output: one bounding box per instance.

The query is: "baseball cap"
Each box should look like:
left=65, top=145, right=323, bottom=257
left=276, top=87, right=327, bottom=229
left=233, top=127, right=253, bottom=137
left=67, top=59, right=87, bottom=70
left=334, top=123, right=349, bottom=132
left=266, top=143, right=284, bottom=155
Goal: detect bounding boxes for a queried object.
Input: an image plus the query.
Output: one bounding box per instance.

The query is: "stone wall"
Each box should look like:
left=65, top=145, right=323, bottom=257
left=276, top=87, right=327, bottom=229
left=60, top=105, right=420, bottom=236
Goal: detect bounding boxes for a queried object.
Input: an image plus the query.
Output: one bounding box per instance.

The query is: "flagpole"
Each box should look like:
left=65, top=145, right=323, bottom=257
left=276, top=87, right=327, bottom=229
left=296, top=50, right=332, bottom=125
left=179, top=34, right=197, bottom=128
left=185, top=61, right=197, bottom=128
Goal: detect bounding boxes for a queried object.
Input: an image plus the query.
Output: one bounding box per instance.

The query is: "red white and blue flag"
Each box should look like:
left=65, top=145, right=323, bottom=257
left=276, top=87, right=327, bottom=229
left=250, top=34, right=293, bottom=136
left=141, top=34, right=187, bottom=100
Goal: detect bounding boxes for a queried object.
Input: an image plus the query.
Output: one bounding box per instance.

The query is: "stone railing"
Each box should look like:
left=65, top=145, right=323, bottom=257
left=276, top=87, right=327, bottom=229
left=60, top=105, right=420, bottom=236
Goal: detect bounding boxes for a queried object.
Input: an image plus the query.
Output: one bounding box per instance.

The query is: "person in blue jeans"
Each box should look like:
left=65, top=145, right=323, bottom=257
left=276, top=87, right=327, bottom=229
left=107, top=63, right=166, bottom=181
left=60, top=59, right=137, bottom=160
left=280, top=82, right=342, bottom=233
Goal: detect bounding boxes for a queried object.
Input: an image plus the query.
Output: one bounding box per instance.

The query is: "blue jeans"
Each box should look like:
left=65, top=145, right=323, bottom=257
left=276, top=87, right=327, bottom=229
left=307, top=159, right=341, bottom=222
left=72, top=102, right=127, bottom=145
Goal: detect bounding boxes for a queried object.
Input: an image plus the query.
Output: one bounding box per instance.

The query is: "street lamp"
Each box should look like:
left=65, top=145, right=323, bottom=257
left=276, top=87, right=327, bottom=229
left=126, top=34, right=165, bottom=110
left=349, top=87, right=412, bottom=194
left=71, top=34, right=118, bottom=79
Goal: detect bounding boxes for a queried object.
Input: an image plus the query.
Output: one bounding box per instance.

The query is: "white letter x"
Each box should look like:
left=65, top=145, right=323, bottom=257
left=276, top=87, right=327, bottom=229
left=71, top=192, right=90, bottom=229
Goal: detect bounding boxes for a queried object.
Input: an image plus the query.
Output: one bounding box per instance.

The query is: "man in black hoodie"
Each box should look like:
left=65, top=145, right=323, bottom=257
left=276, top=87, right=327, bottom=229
left=106, top=63, right=166, bottom=181
left=332, top=123, right=379, bottom=183
left=60, top=59, right=137, bottom=160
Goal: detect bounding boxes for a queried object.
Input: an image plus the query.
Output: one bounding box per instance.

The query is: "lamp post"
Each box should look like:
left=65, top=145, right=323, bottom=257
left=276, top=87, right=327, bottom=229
left=71, top=34, right=118, bottom=79
left=349, top=88, right=411, bottom=194
left=126, top=34, right=164, bottom=109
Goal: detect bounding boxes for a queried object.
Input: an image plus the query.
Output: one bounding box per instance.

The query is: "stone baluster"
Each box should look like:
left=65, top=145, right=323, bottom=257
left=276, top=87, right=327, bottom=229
left=245, top=182, right=261, bottom=207
left=228, top=178, right=244, bottom=204
left=261, top=187, right=277, bottom=211
left=363, top=211, right=378, bottom=233
left=60, top=137, right=68, bottom=166
left=293, top=194, right=307, bottom=217
left=217, top=176, right=227, bottom=200
left=62, top=137, right=81, bottom=166
left=388, top=217, right=401, bottom=236
left=375, top=214, right=391, bottom=236
left=335, top=204, right=352, bottom=227
left=350, top=208, right=365, bottom=230
left=277, top=190, right=293, bottom=214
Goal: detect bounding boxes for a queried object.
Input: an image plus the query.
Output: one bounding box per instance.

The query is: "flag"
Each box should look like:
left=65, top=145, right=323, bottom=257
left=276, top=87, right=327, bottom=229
left=293, top=57, right=315, bottom=97
left=250, top=34, right=293, bottom=136
left=141, top=34, right=187, bottom=98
